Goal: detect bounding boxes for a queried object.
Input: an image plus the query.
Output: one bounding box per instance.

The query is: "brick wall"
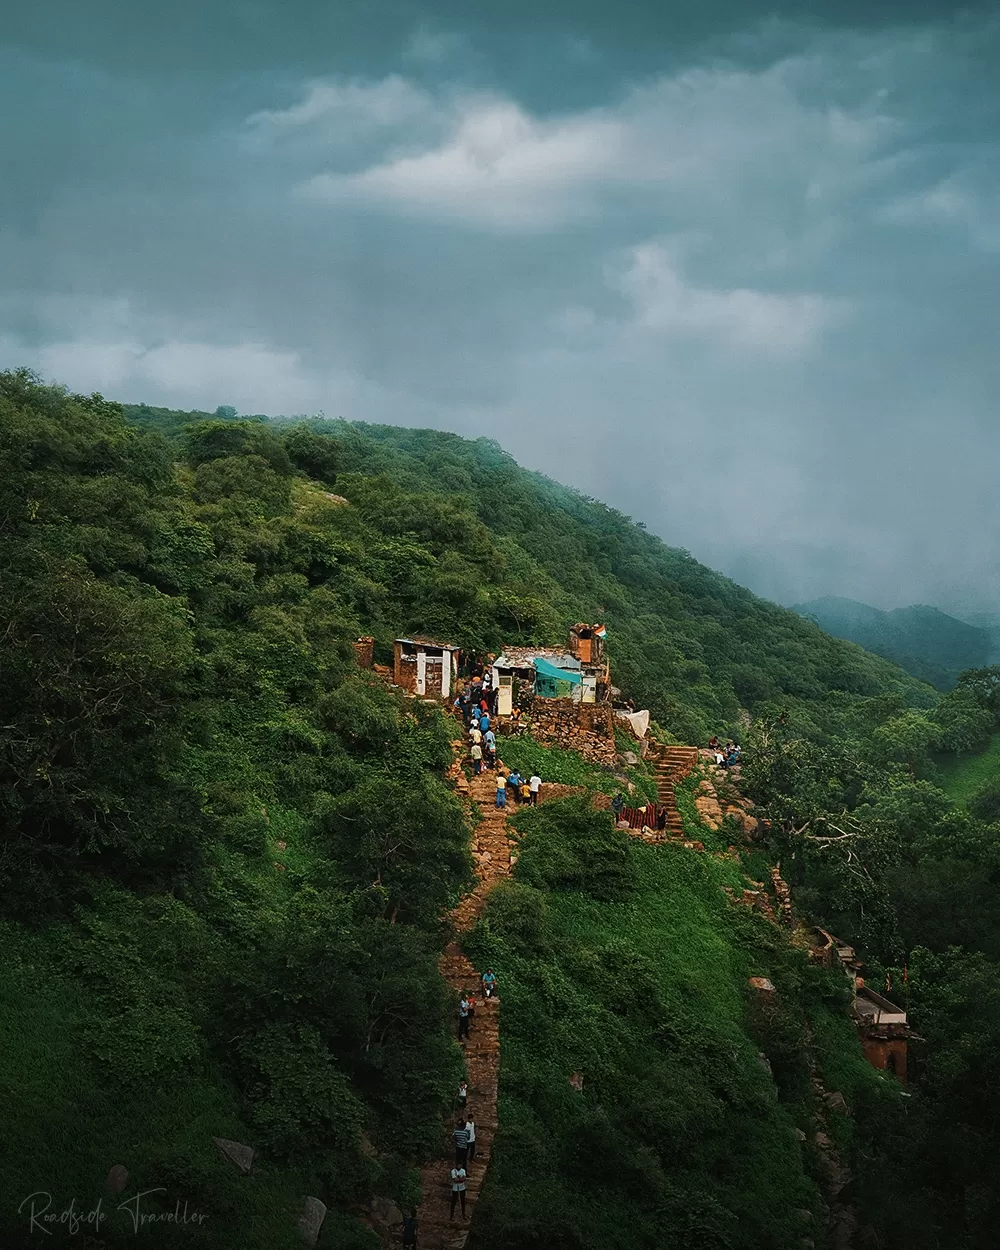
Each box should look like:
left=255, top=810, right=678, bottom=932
left=524, top=699, right=618, bottom=766
left=353, top=636, right=374, bottom=669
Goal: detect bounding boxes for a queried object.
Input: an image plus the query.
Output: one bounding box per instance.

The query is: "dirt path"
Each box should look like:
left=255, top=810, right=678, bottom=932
left=414, top=768, right=517, bottom=1249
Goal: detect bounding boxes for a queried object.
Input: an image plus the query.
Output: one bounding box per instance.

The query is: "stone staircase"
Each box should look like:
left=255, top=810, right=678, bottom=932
left=414, top=767, right=515, bottom=1250
left=648, top=744, right=699, bottom=840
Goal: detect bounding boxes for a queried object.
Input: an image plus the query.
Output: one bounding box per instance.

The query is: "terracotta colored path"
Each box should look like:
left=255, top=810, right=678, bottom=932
left=416, top=741, right=698, bottom=1247
left=415, top=766, right=516, bottom=1250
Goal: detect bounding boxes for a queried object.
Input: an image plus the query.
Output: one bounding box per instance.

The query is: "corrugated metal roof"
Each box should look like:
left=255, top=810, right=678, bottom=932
left=494, top=647, right=581, bottom=670
left=395, top=637, right=461, bottom=650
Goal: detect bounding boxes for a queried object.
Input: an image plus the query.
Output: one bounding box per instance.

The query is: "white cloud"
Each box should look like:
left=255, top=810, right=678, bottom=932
left=268, top=54, right=899, bottom=232
left=609, top=242, right=840, bottom=355
left=304, top=96, right=624, bottom=227
left=878, top=176, right=1000, bottom=251
left=42, top=339, right=313, bottom=412
left=244, top=76, right=439, bottom=154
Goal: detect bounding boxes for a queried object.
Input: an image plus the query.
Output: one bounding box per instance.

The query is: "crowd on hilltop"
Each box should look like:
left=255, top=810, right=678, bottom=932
left=457, top=671, right=542, bottom=801
left=708, top=736, right=742, bottom=768
left=453, top=669, right=499, bottom=725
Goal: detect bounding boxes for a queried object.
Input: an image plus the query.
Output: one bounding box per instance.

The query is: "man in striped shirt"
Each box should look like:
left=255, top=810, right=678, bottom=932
left=453, top=1120, right=470, bottom=1168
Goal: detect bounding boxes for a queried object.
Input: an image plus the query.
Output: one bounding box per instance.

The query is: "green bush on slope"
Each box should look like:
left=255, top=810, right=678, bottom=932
left=0, top=375, right=967, bottom=1247
left=0, top=373, right=474, bottom=1247
left=461, top=798, right=895, bottom=1250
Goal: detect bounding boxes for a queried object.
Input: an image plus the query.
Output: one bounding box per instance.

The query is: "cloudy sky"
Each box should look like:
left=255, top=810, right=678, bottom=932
left=3, top=1, right=999, bottom=613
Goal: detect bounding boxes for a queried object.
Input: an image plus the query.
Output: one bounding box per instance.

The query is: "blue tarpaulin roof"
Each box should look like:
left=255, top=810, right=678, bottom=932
left=533, top=656, right=582, bottom=684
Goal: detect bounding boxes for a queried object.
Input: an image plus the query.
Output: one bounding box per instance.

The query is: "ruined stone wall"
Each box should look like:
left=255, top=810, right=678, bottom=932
left=524, top=699, right=618, bottom=766
left=353, top=636, right=374, bottom=670
left=861, top=1037, right=908, bottom=1084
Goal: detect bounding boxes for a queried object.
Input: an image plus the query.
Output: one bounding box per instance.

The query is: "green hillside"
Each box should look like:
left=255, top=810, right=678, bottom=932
left=124, top=402, right=933, bottom=744
left=4, top=372, right=1000, bottom=1249
left=793, top=595, right=992, bottom=691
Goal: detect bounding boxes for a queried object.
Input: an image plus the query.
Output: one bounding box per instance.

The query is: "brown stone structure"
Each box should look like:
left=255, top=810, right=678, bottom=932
left=525, top=699, right=618, bottom=765
left=861, top=1033, right=909, bottom=1083
left=353, top=636, right=374, bottom=670
left=567, top=623, right=610, bottom=698
left=853, top=986, right=914, bottom=1084
left=393, top=637, right=461, bottom=699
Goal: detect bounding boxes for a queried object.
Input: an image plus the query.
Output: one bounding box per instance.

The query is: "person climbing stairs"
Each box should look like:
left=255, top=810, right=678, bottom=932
left=646, top=744, right=699, bottom=840
left=414, top=761, right=515, bottom=1249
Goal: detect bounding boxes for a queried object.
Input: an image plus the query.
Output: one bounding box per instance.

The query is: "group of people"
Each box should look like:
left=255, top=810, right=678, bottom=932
left=454, top=672, right=499, bottom=727
left=708, top=736, right=742, bottom=768
left=448, top=969, right=499, bottom=1223
left=495, top=768, right=540, bottom=808
left=467, top=712, right=496, bottom=773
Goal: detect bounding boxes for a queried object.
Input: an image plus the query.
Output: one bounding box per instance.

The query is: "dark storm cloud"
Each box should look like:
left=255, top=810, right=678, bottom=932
left=2, top=3, right=999, bottom=614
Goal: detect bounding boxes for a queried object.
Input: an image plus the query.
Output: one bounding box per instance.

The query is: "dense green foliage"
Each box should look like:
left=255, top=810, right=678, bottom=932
left=464, top=799, right=900, bottom=1250
left=740, top=667, right=1000, bottom=1247
left=0, top=372, right=475, bottom=1246
left=794, top=595, right=993, bottom=691
left=125, top=405, right=931, bottom=747
left=5, top=375, right=999, bottom=1248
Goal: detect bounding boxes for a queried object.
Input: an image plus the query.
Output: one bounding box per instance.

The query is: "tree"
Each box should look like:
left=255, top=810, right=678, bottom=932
left=933, top=687, right=994, bottom=755
left=872, top=711, right=939, bottom=778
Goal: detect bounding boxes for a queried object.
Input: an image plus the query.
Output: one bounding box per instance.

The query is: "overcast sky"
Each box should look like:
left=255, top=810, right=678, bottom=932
left=3, top=2, right=999, bottom=614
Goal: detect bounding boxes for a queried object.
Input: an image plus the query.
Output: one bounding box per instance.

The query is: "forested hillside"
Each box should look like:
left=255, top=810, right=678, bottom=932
left=3, top=372, right=1000, bottom=1250
left=793, top=595, right=993, bottom=691
left=124, top=400, right=932, bottom=744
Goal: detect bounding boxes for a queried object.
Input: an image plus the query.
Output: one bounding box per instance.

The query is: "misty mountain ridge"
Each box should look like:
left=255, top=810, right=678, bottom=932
left=792, top=595, right=994, bottom=690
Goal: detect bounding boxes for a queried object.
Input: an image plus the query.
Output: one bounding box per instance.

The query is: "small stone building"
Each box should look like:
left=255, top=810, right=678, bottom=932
left=392, top=638, right=461, bottom=699
left=490, top=646, right=581, bottom=714
left=853, top=986, right=914, bottom=1083
left=809, top=931, right=915, bottom=1083
left=491, top=625, right=611, bottom=712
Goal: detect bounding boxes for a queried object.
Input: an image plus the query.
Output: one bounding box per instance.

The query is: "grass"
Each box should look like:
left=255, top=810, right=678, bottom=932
left=933, top=732, right=1000, bottom=805
left=495, top=732, right=658, bottom=803
left=463, top=799, right=842, bottom=1249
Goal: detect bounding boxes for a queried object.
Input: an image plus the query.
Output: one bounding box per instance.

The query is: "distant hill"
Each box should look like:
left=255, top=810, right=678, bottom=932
left=792, top=595, right=992, bottom=690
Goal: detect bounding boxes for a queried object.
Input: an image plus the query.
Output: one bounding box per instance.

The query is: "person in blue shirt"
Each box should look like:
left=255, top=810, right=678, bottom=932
left=479, top=712, right=490, bottom=734
left=482, top=968, right=497, bottom=999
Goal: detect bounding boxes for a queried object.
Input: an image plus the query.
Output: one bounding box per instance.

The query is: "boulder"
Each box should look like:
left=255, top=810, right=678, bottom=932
left=824, top=1091, right=849, bottom=1113
left=371, top=1196, right=404, bottom=1229
left=299, top=1197, right=327, bottom=1246
left=212, top=1137, right=254, bottom=1174
left=106, top=1165, right=129, bottom=1194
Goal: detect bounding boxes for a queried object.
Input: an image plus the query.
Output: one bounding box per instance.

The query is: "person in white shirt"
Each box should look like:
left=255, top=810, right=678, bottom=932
left=528, top=774, right=541, bottom=806
left=464, top=1115, right=477, bottom=1161
left=449, top=1166, right=467, bottom=1219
